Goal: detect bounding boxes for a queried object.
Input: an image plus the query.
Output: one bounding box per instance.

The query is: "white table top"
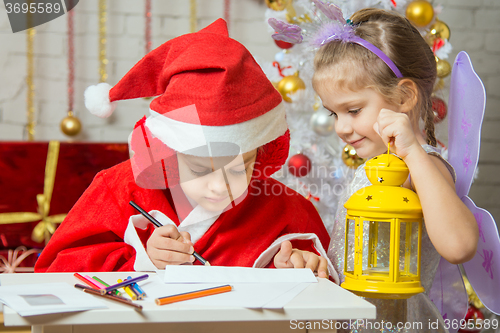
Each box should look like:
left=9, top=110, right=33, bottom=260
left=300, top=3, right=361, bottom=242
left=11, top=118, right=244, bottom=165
left=1, top=271, right=376, bottom=327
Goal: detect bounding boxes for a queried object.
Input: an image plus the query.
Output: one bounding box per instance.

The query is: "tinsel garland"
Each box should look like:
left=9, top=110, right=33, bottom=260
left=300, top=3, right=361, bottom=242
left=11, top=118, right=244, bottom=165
left=145, top=0, right=152, bottom=54
left=224, top=0, right=231, bottom=31
left=190, top=0, right=197, bottom=33
left=67, top=5, right=75, bottom=113
left=26, top=28, right=35, bottom=141
left=99, top=0, right=108, bottom=82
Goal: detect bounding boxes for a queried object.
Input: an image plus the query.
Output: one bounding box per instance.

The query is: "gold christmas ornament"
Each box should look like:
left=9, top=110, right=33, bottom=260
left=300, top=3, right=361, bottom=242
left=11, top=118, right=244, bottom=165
left=60, top=111, right=82, bottom=136
left=277, top=71, right=306, bottom=103
left=405, top=0, right=434, bottom=27
left=313, top=94, right=321, bottom=111
left=342, top=144, right=365, bottom=169
left=433, top=78, right=445, bottom=92
left=427, top=19, right=451, bottom=45
left=265, top=0, right=289, bottom=11
left=436, top=57, right=451, bottom=78
left=462, top=275, right=484, bottom=309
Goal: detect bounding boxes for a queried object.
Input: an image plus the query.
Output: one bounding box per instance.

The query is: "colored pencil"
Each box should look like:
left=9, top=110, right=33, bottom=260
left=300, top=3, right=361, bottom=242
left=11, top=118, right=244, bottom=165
left=129, top=284, right=144, bottom=299
left=155, top=284, right=232, bottom=306
left=74, top=283, right=106, bottom=295
left=74, top=284, right=142, bottom=311
left=105, top=274, right=149, bottom=292
left=92, top=276, right=122, bottom=296
left=192, top=252, right=210, bottom=266
left=129, top=200, right=210, bottom=266
left=74, top=272, right=102, bottom=290
left=118, top=279, right=138, bottom=300
left=127, top=276, right=146, bottom=298
left=86, top=275, right=107, bottom=289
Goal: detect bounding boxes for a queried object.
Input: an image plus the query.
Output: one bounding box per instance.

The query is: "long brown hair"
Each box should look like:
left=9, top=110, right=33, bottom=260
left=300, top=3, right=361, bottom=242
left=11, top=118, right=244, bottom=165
left=312, top=8, right=437, bottom=146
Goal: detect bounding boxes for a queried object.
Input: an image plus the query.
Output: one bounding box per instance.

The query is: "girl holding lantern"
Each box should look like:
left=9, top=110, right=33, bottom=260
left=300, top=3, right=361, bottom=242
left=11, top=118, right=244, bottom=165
left=312, top=6, right=478, bottom=332
left=310, top=6, right=478, bottom=269
left=314, top=6, right=482, bottom=332
left=270, top=1, right=480, bottom=331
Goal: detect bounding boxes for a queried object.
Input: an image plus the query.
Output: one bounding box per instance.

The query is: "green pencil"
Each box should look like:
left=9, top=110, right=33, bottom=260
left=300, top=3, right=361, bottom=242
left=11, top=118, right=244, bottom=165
left=92, top=276, right=122, bottom=296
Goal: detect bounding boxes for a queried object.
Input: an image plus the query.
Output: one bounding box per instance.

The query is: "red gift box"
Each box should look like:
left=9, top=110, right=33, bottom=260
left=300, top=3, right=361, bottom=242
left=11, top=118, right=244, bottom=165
left=0, top=141, right=129, bottom=250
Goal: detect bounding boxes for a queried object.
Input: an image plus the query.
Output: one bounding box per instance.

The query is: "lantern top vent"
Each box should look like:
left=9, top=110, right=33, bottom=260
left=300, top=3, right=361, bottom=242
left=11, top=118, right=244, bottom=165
left=364, top=153, right=409, bottom=187
left=345, top=153, right=422, bottom=218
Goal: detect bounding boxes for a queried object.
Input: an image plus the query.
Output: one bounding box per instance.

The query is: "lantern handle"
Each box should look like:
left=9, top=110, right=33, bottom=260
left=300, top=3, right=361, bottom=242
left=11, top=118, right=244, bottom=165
left=387, top=141, right=391, bottom=166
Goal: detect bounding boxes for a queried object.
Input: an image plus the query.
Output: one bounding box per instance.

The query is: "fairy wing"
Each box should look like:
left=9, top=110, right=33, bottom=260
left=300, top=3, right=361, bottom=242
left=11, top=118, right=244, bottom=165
left=462, top=200, right=500, bottom=315
left=449, top=52, right=500, bottom=315
left=430, top=51, right=500, bottom=331
left=429, top=257, right=467, bottom=331
left=448, top=51, right=485, bottom=199
left=447, top=51, right=500, bottom=315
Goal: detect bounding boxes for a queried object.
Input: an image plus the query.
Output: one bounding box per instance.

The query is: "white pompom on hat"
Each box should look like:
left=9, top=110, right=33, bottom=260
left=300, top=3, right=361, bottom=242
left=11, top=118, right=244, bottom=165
left=84, top=82, right=117, bottom=118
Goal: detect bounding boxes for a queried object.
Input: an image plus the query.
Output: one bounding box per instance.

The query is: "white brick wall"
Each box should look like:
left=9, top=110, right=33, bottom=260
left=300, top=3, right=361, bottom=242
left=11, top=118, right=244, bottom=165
left=0, top=0, right=499, bottom=226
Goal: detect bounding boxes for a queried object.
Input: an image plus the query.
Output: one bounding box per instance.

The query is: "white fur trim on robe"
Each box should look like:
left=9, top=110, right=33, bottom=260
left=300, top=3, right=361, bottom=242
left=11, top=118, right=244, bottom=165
left=252, top=233, right=340, bottom=284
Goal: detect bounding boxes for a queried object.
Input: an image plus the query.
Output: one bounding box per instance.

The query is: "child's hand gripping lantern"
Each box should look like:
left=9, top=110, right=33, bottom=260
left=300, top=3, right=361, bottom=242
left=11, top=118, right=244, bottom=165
left=341, top=151, right=424, bottom=299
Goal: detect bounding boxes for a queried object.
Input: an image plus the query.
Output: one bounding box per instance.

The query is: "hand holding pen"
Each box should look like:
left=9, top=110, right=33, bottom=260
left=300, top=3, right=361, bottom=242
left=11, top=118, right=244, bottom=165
left=129, top=201, right=210, bottom=268
left=147, top=224, right=197, bottom=268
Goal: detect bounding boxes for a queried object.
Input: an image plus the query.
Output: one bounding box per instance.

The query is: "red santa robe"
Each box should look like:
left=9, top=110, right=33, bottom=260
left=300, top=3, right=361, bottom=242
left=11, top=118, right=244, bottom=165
left=35, top=160, right=338, bottom=283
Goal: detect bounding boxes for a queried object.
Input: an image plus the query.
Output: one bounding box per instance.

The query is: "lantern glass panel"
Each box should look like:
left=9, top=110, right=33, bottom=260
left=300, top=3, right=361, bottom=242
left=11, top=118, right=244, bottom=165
left=346, top=218, right=356, bottom=273
left=410, top=222, right=419, bottom=276
left=363, top=220, right=390, bottom=275
left=398, top=221, right=419, bottom=277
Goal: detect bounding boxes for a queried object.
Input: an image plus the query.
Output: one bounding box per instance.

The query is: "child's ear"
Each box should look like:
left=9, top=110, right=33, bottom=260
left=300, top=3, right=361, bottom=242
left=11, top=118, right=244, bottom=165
left=397, top=79, right=418, bottom=114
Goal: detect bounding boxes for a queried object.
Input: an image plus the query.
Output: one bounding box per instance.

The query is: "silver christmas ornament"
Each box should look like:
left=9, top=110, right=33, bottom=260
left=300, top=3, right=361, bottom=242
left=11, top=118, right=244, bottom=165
left=310, top=108, right=335, bottom=136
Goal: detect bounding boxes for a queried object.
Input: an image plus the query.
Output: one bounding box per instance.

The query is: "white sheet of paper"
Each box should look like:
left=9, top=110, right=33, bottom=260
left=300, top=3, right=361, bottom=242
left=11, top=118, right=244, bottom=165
left=163, top=266, right=318, bottom=284
left=0, top=282, right=107, bottom=316
left=141, top=274, right=310, bottom=308
left=261, top=282, right=310, bottom=309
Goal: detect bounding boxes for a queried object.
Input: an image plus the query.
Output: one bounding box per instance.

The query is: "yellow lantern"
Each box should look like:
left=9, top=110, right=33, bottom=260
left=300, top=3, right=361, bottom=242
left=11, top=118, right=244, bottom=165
left=341, top=152, right=424, bottom=299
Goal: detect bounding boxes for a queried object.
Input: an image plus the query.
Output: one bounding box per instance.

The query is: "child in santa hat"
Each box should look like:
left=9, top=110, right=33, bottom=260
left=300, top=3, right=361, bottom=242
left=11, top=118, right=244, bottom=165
left=35, top=19, right=338, bottom=283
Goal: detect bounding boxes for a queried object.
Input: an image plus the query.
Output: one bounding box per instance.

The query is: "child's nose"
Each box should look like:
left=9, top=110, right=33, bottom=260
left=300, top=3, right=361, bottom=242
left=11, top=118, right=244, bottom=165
left=207, top=169, right=228, bottom=194
left=335, top=117, right=353, bottom=136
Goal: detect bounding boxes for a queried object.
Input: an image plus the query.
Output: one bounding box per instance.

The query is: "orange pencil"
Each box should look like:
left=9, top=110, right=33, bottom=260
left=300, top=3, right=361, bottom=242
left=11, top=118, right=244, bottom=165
left=155, top=284, right=232, bottom=306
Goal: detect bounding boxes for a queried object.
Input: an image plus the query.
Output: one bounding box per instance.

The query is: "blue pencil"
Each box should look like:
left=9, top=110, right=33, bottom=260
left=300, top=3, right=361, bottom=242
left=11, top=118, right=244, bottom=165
left=127, top=276, right=147, bottom=297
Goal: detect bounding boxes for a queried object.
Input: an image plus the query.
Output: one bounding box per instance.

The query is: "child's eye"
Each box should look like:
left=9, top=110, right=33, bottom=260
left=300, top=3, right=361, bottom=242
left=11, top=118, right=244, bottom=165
left=229, top=168, right=247, bottom=176
left=348, top=108, right=361, bottom=114
left=189, top=168, right=210, bottom=177
left=328, top=111, right=337, bottom=118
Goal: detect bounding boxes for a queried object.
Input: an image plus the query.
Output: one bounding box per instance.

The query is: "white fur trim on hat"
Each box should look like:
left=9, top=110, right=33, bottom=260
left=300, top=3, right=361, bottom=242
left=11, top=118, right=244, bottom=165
left=84, top=82, right=117, bottom=118
left=145, top=102, right=287, bottom=156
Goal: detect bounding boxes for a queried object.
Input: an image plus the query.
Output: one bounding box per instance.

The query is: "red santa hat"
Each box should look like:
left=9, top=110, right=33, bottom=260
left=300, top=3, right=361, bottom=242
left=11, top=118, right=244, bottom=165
left=84, top=19, right=289, bottom=189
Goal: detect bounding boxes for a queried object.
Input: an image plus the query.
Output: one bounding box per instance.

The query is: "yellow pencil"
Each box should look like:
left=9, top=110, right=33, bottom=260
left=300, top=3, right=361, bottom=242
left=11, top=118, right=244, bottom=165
left=117, top=278, right=137, bottom=300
